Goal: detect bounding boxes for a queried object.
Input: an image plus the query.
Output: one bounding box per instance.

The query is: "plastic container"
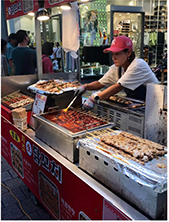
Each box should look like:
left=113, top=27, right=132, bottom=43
left=13, top=117, right=27, bottom=131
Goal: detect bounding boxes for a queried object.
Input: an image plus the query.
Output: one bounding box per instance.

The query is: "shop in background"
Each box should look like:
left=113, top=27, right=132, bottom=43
left=5, top=0, right=167, bottom=78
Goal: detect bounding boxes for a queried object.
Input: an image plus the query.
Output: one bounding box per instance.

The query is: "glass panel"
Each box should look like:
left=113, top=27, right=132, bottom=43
left=113, top=12, right=142, bottom=57
left=79, top=2, right=110, bottom=78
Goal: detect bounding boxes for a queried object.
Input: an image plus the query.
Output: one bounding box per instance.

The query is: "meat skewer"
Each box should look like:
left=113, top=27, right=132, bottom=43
left=86, top=136, right=130, bottom=165
left=87, top=129, right=166, bottom=165
left=119, top=132, right=166, bottom=151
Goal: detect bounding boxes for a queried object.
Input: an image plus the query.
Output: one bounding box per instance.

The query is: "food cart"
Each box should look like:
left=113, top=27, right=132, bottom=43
left=1, top=74, right=167, bottom=220
left=2, top=0, right=167, bottom=219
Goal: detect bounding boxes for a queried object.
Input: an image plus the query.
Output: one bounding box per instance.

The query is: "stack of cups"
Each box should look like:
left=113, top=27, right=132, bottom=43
left=12, top=107, right=27, bottom=131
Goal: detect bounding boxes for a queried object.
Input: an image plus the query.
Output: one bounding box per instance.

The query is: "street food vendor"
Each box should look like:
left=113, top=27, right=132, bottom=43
left=74, top=35, right=159, bottom=110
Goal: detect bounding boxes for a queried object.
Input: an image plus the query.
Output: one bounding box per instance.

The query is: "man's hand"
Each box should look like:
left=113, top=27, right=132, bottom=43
left=82, top=97, right=96, bottom=111
left=82, top=92, right=100, bottom=111
left=73, top=85, right=86, bottom=97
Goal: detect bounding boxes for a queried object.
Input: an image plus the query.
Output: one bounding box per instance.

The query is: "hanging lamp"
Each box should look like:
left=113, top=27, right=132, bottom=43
left=36, top=0, right=50, bottom=21
left=60, top=3, right=72, bottom=10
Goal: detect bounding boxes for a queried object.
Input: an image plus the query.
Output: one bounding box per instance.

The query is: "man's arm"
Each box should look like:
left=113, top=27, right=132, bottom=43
left=84, top=81, right=104, bottom=90
left=97, top=83, right=124, bottom=100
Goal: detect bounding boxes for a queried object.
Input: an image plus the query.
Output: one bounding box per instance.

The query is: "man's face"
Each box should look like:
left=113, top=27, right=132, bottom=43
left=25, top=35, right=30, bottom=45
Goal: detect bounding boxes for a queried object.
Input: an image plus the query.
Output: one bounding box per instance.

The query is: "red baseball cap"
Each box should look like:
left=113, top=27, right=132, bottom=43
left=103, top=35, right=133, bottom=53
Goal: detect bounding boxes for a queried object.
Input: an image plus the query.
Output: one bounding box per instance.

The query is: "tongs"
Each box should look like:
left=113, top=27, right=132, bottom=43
left=63, top=96, right=77, bottom=112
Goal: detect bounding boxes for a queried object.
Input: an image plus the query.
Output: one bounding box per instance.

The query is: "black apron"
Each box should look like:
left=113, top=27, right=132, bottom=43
left=119, top=67, right=146, bottom=101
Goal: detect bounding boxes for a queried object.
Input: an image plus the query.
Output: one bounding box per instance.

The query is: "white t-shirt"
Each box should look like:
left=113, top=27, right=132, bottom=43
left=54, top=47, right=62, bottom=58
left=99, top=65, right=119, bottom=86
left=99, top=58, right=159, bottom=91
left=51, top=46, right=62, bottom=59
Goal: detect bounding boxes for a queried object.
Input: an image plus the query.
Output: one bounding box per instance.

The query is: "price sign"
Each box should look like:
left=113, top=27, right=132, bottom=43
left=29, top=93, right=47, bottom=129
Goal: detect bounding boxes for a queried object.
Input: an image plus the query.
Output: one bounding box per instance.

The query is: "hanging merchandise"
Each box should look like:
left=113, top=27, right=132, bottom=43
left=149, top=32, right=157, bottom=47
left=62, top=2, right=80, bottom=59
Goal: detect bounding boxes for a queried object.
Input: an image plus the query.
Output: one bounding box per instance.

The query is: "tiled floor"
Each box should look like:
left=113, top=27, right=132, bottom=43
left=1, top=155, right=53, bottom=220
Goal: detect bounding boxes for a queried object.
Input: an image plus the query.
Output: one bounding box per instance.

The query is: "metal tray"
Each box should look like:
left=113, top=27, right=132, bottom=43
left=27, top=79, right=80, bottom=95
left=1, top=90, right=34, bottom=111
left=34, top=109, right=115, bottom=163
left=77, top=131, right=167, bottom=219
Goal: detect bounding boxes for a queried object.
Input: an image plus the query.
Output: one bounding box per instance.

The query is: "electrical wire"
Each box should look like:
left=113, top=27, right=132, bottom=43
left=1, top=182, right=32, bottom=220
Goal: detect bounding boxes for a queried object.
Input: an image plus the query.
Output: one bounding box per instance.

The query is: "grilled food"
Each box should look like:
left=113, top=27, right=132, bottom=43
left=35, top=79, right=81, bottom=93
left=2, top=92, right=34, bottom=109
left=157, top=163, right=166, bottom=168
left=99, top=131, right=167, bottom=165
left=43, top=110, right=107, bottom=133
left=109, top=95, right=133, bottom=105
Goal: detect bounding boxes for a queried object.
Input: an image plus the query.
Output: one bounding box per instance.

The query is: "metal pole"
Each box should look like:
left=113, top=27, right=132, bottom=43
left=61, top=48, right=64, bottom=72
left=35, top=13, right=43, bottom=80
left=1, top=0, right=8, bottom=40
left=42, top=22, right=47, bottom=42
left=76, top=50, right=81, bottom=82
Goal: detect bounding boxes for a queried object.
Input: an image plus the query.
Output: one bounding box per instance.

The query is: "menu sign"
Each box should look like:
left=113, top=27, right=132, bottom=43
left=5, top=0, right=74, bottom=20
left=5, top=0, right=38, bottom=20
left=29, top=93, right=47, bottom=129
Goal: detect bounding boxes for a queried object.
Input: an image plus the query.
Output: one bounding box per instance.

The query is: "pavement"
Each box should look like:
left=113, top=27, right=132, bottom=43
left=1, top=155, right=53, bottom=220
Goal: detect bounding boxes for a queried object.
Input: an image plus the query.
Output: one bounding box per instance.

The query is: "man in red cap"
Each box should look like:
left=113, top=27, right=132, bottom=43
left=74, top=35, right=159, bottom=110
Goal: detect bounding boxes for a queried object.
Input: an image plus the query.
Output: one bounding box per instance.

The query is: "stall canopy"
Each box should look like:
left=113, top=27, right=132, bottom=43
left=5, top=0, right=75, bottom=20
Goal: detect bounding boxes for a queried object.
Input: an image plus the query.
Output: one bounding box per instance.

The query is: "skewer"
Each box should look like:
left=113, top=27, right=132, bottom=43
left=87, top=132, right=100, bottom=137
left=86, top=136, right=130, bottom=164
left=86, top=136, right=114, bottom=154
left=87, top=129, right=111, bottom=138
left=87, top=130, right=149, bottom=165
left=105, top=128, right=116, bottom=133
left=98, top=141, right=145, bottom=165
left=99, top=129, right=113, bottom=136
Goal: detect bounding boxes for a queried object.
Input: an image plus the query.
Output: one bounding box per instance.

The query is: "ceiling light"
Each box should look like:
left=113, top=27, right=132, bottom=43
left=36, top=8, right=50, bottom=21
left=28, top=12, right=34, bottom=16
left=80, top=0, right=89, bottom=2
left=60, top=3, right=72, bottom=10
left=129, top=1, right=133, bottom=6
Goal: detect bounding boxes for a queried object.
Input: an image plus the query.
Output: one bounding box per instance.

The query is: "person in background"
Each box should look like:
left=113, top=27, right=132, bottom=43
left=103, top=32, right=108, bottom=45
left=50, top=42, right=55, bottom=61
left=1, top=39, right=9, bottom=76
left=42, top=42, right=54, bottom=74
left=11, top=30, right=37, bottom=75
left=54, top=42, right=62, bottom=70
left=74, top=35, right=159, bottom=110
left=6, top=33, right=17, bottom=75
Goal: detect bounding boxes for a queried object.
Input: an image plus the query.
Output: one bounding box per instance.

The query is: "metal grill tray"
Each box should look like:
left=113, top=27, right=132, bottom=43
left=1, top=90, right=34, bottom=111
left=107, top=96, right=145, bottom=107
left=34, top=109, right=115, bottom=163
left=103, top=98, right=145, bottom=111
left=27, top=79, right=79, bottom=95
left=77, top=131, right=167, bottom=191
left=77, top=130, right=167, bottom=219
